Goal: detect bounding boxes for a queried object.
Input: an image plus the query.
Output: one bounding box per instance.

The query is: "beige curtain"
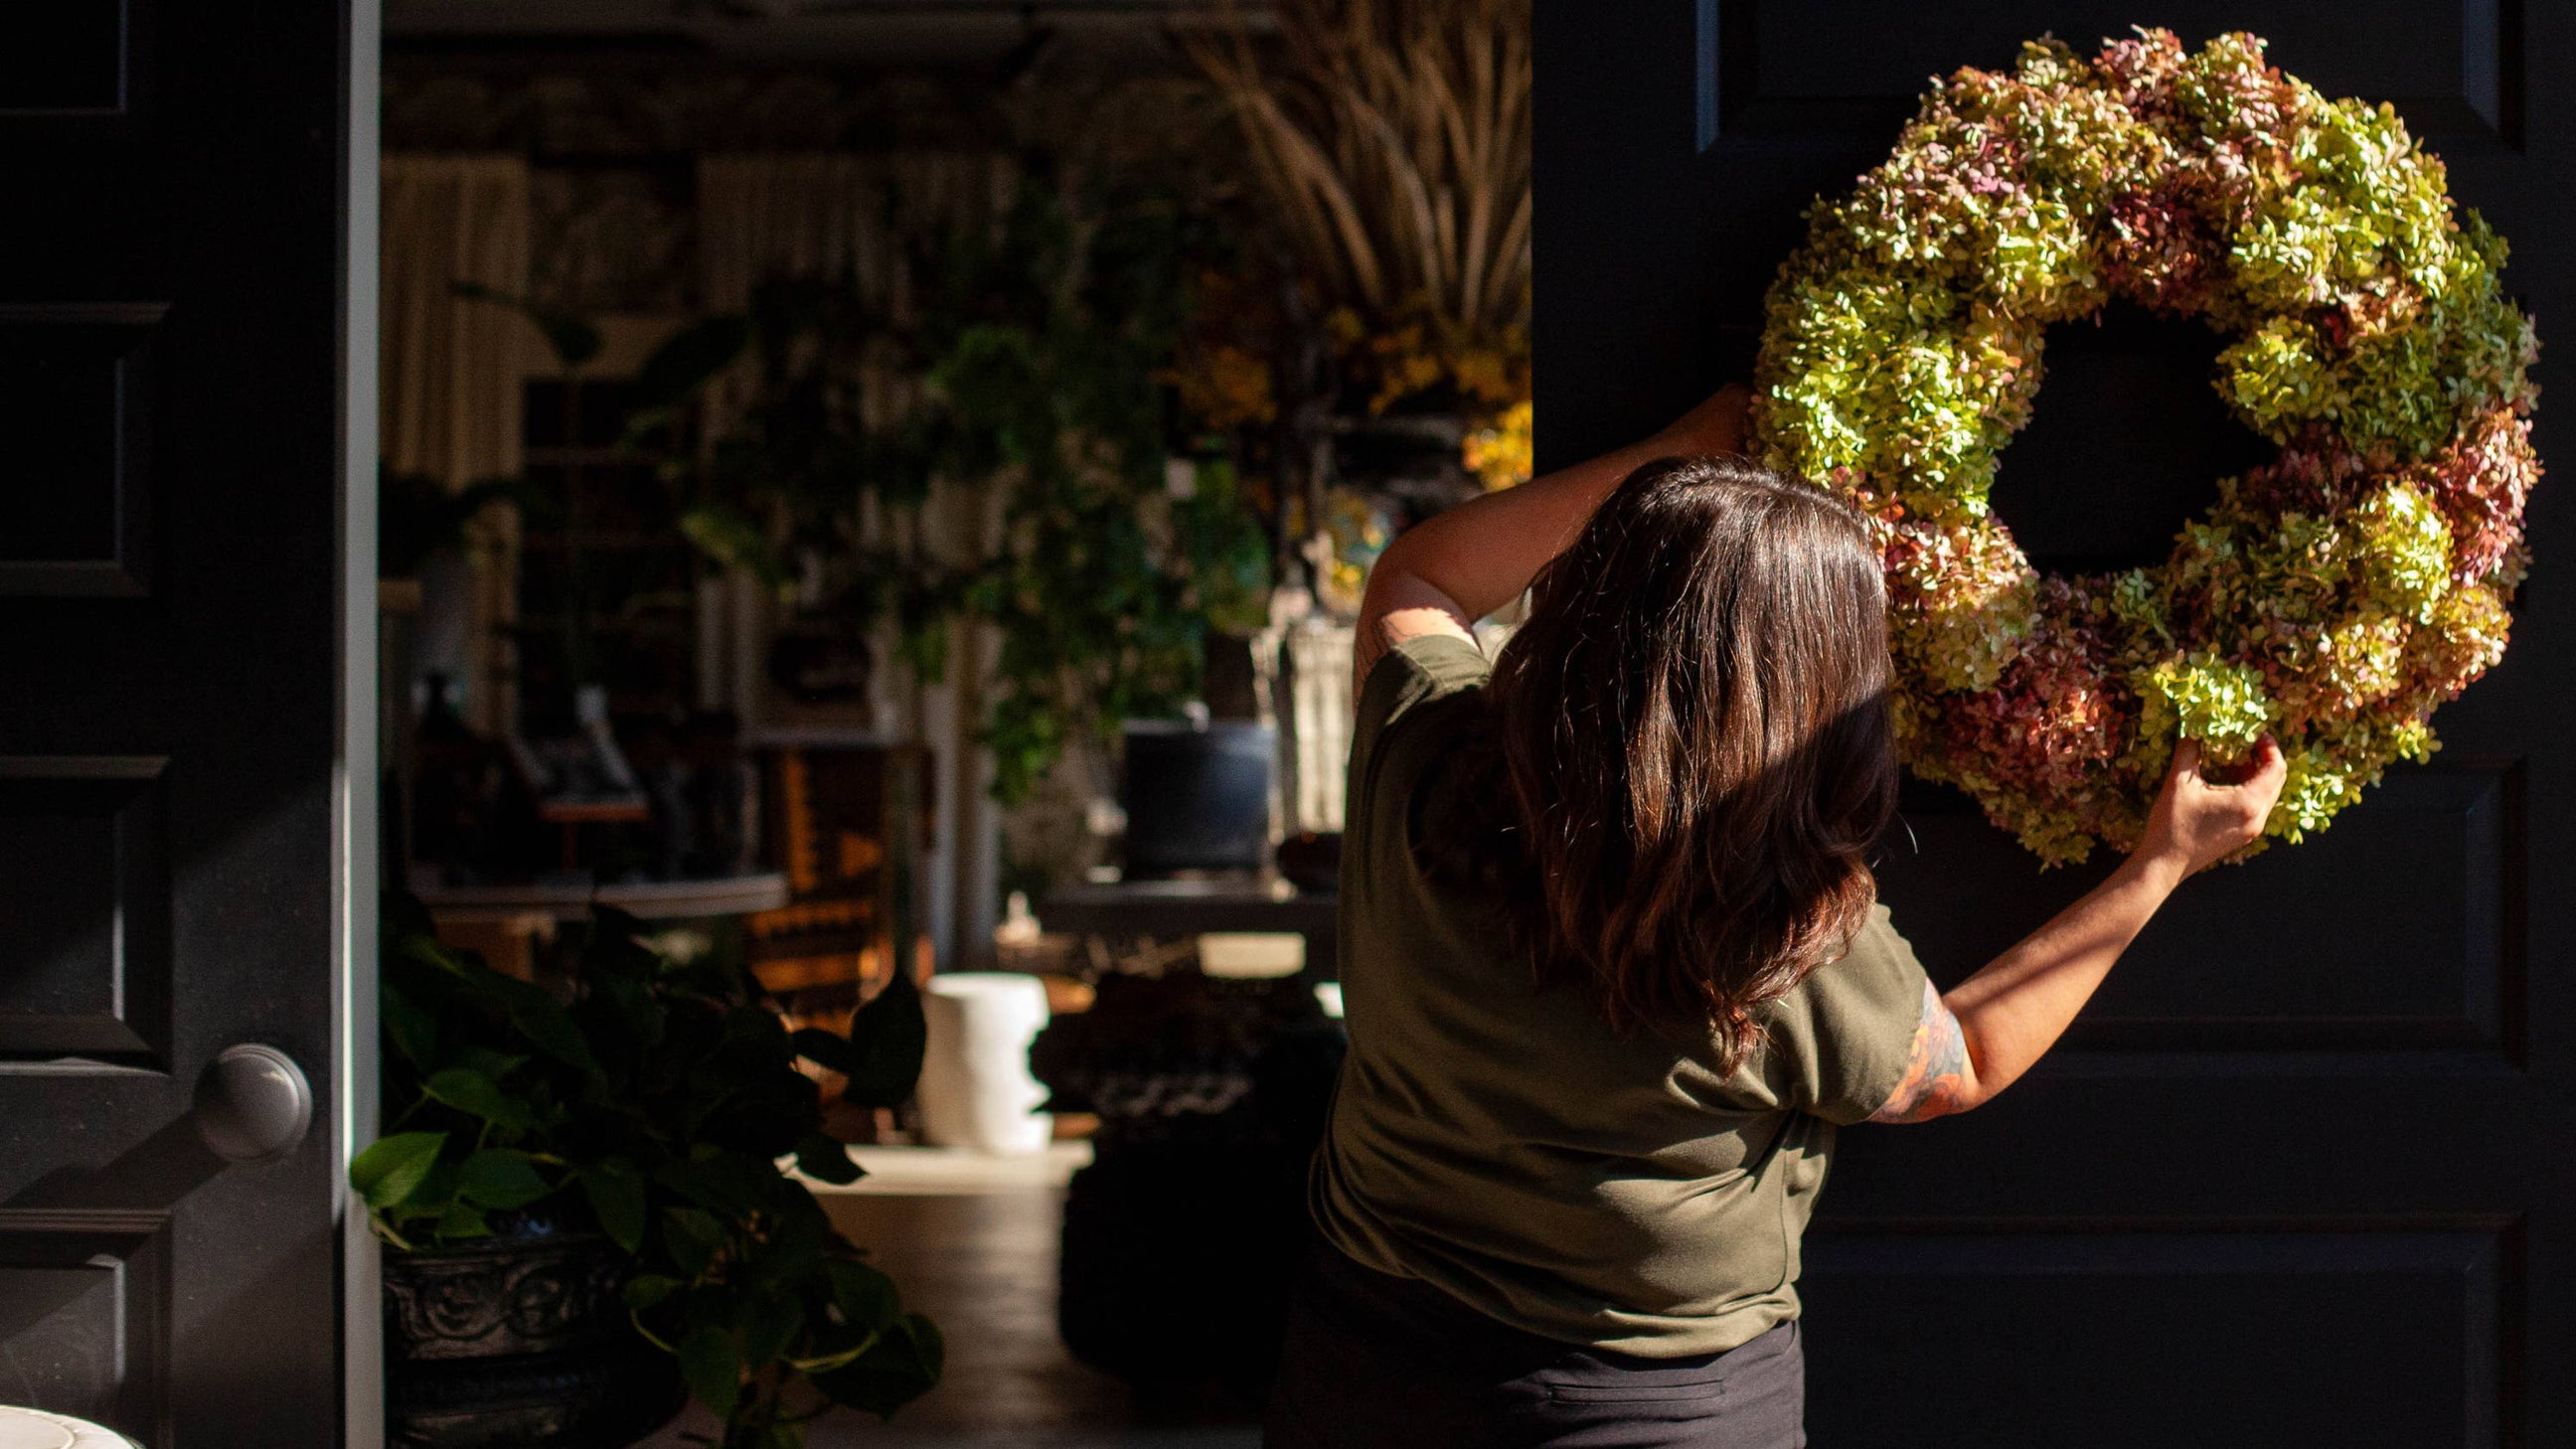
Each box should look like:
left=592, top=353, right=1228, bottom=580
left=697, top=152, right=1011, bottom=314
left=382, top=155, right=534, bottom=733
left=382, top=155, right=532, bottom=486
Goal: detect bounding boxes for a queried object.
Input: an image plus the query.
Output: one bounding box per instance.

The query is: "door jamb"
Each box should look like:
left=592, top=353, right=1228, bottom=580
left=337, top=0, right=384, bottom=1442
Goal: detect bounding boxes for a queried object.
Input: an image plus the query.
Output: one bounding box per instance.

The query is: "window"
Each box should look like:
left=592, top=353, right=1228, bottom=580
left=514, top=378, right=697, bottom=732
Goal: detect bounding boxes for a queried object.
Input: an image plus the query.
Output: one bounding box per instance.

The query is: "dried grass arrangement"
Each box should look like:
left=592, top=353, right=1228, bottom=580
left=1186, top=0, right=1531, bottom=344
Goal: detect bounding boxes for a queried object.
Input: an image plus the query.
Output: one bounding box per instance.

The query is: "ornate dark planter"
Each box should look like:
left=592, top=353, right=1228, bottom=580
left=384, top=1220, right=686, bottom=1449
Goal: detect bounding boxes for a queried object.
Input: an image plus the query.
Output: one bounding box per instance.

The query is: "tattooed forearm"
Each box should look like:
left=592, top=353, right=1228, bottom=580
left=1869, top=980, right=1979, bottom=1123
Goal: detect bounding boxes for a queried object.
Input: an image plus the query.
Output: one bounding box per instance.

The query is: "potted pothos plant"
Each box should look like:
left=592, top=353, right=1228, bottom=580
left=352, top=897, right=938, bottom=1449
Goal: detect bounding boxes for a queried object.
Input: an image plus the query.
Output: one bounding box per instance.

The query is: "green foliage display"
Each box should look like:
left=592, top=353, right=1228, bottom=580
left=1751, top=30, right=2540, bottom=864
left=352, top=900, right=939, bottom=1446
left=659, top=168, right=1272, bottom=804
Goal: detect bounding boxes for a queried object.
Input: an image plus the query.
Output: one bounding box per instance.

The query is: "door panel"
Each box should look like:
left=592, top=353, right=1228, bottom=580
left=0, top=758, right=172, bottom=1062
left=0, top=308, right=162, bottom=597
left=0, top=0, right=364, bottom=1443
left=0, top=1213, right=169, bottom=1438
left=1884, top=764, right=2518, bottom=1055
left=1535, top=4, right=2576, bottom=1442
left=1705, top=0, right=2517, bottom=146
left=0, top=7, right=130, bottom=116
left=1801, top=1226, right=2511, bottom=1449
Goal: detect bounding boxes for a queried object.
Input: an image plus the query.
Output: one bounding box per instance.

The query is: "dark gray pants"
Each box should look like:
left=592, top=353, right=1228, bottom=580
left=1264, top=1241, right=1806, bottom=1449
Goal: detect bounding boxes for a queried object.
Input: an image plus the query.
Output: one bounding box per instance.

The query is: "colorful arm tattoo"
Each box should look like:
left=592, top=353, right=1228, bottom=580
left=1868, top=979, right=1977, bottom=1123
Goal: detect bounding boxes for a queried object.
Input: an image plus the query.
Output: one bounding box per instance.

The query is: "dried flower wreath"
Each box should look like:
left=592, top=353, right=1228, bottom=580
left=1753, top=30, right=2540, bottom=863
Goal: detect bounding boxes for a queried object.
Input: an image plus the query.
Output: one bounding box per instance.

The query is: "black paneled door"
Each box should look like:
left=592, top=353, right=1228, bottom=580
left=0, top=2, right=370, bottom=1446
left=1536, top=5, right=2570, bottom=1446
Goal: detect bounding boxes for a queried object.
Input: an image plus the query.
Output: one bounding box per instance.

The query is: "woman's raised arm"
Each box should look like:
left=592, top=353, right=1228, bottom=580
left=1870, top=738, right=2291, bottom=1122
left=1353, top=386, right=1752, bottom=690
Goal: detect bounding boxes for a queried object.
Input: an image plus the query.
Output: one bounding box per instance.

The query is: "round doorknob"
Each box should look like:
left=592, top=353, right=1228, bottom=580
left=193, top=1044, right=313, bottom=1165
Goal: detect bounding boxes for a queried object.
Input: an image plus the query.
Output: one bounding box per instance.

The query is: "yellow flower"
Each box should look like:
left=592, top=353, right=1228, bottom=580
left=1464, top=401, right=1534, bottom=490
left=1162, top=344, right=1277, bottom=431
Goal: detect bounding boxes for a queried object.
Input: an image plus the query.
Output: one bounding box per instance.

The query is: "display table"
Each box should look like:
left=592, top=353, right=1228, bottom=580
left=417, top=873, right=791, bottom=975
left=1038, top=878, right=1338, bottom=980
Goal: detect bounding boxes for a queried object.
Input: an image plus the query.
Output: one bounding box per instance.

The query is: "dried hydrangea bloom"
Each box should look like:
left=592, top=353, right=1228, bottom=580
left=1750, top=29, right=2540, bottom=865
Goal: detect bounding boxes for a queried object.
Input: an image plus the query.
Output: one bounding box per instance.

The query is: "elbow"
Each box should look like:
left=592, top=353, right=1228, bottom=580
left=1953, top=1026, right=2001, bottom=1112
left=1866, top=1000, right=1991, bottom=1124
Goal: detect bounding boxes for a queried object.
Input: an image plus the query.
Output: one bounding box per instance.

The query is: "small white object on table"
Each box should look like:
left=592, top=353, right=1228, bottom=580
left=0, top=1407, right=137, bottom=1449
left=916, top=972, right=1054, bottom=1155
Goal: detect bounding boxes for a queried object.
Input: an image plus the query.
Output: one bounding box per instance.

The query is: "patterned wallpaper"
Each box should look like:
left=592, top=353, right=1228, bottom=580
left=383, top=67, right=1238, bottom=316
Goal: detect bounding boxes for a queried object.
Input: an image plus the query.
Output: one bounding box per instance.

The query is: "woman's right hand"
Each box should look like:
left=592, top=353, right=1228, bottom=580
left=1879, top=733, right=2292, bottom=1123
left=2136, top=737, right=2290, bottom=877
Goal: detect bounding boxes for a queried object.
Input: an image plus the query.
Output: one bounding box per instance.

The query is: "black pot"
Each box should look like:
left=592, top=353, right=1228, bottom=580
left=384, top=1222, right=686, bottom=1449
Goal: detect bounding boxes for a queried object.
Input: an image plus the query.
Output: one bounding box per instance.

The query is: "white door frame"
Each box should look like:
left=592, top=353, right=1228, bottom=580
left=337, top=0, right=385, bottom=1442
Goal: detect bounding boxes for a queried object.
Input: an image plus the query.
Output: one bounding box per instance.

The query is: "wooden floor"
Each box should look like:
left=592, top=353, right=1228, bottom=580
left=640, top=1149, right=1263, bottom=1448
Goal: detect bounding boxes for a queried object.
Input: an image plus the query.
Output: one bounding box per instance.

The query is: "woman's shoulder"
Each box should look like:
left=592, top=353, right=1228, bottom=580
left=1769, top=906, right=1926, bottom=1017
left=1352, top=632, right=1496, bottom=812
left=1748, top=904, right=1935, bottom=1123
left=1361, top=632, right=1493, bottom=730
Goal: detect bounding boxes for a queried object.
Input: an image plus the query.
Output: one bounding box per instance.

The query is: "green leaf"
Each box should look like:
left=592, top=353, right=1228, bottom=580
left=349, top=1131, right=448, bottom=1210
left=422, top=1068, right=538, bottom=1130
left=456, top=1149, right=553, bottom=1210
left=492, top=978, right=599, bottom=1075
left=592, top=902, right=652, bottom=942
left=788, top=1027, right=861, bottom=1078
left=380, top=978, right=438, bottom=1069
left=577, top=1161, right=648, bottom=1252
left=808, top=1312, right=942, bottom=1416
left=676, top=1324, right=743, bottom=1421
left=622, top=1273, right=683, bottom=1312
left=663, top=1207, right=727, bottom=1278
left=655, top=1153, right=770, bottom=1218
left=739, top=1293, right=806, bottom=1373
left=839, top=968, right=926, bottom=1109
left=755, top=1207, right=830, bottom=1288
left=792, top=1132, right=863, bottom=1187
left=436, top=1199, right=492, bottom=1239
left=588, top=969, right=668, bottom=1052
left=633, top=314, right=751, bottom=408
left=825, top=1259, right=898, bottom=1333
left=453, top=280, right=603, bottom=370
left=402, top=1156, right=464, bottom=1222
left=451, top=1047, right=529, bottom=1082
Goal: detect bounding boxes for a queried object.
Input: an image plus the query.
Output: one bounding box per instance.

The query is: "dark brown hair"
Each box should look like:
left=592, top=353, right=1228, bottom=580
left=1485, top=455, right=1897, bottom=1062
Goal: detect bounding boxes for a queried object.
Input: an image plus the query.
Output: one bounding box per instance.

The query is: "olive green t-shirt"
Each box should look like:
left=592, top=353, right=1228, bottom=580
left=1310, top=633, right=1933, bottom=1359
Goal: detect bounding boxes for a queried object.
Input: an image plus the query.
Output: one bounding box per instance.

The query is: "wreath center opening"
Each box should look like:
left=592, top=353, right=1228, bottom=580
left=1985, top=302, right=2272, bottom=578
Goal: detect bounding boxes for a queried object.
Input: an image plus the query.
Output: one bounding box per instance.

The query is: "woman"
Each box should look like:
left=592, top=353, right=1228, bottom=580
left=1266, top=386, right=2287, bottom=1447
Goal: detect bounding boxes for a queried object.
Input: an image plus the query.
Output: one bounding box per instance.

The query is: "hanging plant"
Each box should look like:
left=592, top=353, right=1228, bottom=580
left=644, top=169, right=1273, bottom=805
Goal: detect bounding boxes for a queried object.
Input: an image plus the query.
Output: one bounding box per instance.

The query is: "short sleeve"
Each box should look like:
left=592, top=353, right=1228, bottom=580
left=1343, top=633, right=1493, bottom=898
left=1759, top=905, right=1935, bottom=1124
left=1349, top=633, right=1492, bottom=783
